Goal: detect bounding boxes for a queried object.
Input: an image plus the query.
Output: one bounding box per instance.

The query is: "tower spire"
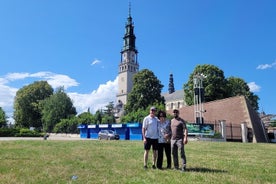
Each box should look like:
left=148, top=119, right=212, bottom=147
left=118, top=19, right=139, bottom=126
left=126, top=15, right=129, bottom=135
left=168, top=73, right=175, bottom=94
left=116, top=3, right=139, bottom=107
left=128, top=2, right=131, bottom=17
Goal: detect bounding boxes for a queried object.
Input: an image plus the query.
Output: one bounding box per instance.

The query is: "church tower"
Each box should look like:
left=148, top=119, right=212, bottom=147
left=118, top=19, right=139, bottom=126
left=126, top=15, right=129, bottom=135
left=168, top=73, right=175, bottom=94
left=117, top=5, right=139, bottom=105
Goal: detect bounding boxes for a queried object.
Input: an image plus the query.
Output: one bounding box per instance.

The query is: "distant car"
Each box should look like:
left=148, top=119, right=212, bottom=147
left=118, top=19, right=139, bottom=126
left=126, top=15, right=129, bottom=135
left=98, top=130, right=120, bottom=140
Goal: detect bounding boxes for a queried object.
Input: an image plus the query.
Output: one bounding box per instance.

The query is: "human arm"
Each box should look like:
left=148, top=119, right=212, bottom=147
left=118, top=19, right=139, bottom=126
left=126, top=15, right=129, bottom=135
left=183, top=120, right=188, bottom=144
left=164, top=120, right=171, bottom=140
left=142, top=117, right=147, bottom=143
left=142, top=127, right=147, bottom=143
left=183, top=127, right=188, bottom=144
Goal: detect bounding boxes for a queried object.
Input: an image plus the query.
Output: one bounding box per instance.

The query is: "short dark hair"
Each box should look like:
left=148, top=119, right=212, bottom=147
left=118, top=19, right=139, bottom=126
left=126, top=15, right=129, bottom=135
left=157, top=110, right=166, bottom=118
left=173, top=109, right=179, bottom=113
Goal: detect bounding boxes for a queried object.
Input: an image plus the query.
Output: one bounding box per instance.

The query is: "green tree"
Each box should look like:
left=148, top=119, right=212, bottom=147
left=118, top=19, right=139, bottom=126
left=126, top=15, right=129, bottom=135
left=102, top=102, right=116, bottom=124
left=124, top=69, right=165, bottom=113
left=121, top=103, right=165, bottom=123
left=53, top=117, right=79, bottom=133
left=14, top=81, right=53, bottom=128
left=0, top=107, right=7, bottom=127
left=78, top=112, right=95, bottom=125
left=183, top=64, right=259, bottom=110
left=226, top=77, right=259, bottom=110
left=184, top=64, right=228, bottom=105
left=41, top=87, right=77, bottom=132
left=94, top=110, right=102, bottom=124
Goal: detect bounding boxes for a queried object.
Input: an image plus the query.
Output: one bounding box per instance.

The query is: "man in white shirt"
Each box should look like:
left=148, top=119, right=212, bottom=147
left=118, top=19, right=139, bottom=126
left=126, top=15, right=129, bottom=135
left=142, top=106, right=159, bottom=169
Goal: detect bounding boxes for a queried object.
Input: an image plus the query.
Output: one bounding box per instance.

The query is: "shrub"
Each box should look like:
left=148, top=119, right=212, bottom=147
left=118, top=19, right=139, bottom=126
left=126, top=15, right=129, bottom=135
left=0, top=128, right=20, bottom=137
left=15, top=128, right=43, bottom=137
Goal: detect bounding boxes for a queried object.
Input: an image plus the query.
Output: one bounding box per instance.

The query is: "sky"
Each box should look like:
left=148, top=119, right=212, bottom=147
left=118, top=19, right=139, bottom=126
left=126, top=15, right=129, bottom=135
left=0, top=0, right=275, bottom=123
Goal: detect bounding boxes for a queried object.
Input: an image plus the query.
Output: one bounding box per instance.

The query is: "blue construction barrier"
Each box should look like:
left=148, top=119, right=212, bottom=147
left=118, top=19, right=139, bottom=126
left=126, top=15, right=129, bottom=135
left=88, top=124, right=99, bottom=139
left=98, top=124, right=111, bottom=131
left=111, top=124, right=129, bottom=140
left=127, top=123, right=142, bottom=140
left=78, top=124, right=90, bottom=138
left=79, top=123, right=143, bottom=140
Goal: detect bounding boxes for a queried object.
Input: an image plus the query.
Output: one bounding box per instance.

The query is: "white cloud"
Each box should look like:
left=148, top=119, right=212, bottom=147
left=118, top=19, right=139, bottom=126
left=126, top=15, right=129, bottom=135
left=46, top=74, right=79, bottom=89
left=256, top=61, right=276, bottom=70
left=68, top=77, right=118, bottom=114
left=247, top=82, right=261, bottom=92
left=0, top=71, right=79, bottom=123
left=30, top=72, right=79, bottom=89
left=91, top=59, right=101, bottom=66
left=3, top=71, right=79, bottom=89
left=0, top=72, right=118, bottom=123
left=5, top=72, right=30, bottom=81
left=0, top=83, right=17, bottom=123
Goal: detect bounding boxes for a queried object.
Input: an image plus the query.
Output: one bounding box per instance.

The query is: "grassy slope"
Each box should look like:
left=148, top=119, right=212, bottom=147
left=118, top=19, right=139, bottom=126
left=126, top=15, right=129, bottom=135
left=0, top=140, right=275, bottom=184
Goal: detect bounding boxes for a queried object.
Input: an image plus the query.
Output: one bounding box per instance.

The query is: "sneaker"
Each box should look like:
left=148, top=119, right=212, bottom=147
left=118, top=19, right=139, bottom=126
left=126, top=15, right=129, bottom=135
left=152, top=165, right=156, bottom=169
left=144, top=165, right=148, bottom=170
left=166, top=165, right=171, bottom=169
left=181, top=166, right=186, bottom=172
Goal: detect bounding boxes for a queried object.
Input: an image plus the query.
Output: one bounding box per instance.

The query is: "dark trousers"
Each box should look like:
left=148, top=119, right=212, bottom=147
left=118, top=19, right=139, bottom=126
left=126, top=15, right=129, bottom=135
left=157, top=143, right=171, bottom=169
left=171, top=139, right=186, bottom=169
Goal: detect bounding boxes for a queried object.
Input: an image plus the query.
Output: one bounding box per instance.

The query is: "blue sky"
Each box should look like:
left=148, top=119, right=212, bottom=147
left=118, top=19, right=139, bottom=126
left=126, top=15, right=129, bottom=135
left=0, top=0, right=275, bottom=122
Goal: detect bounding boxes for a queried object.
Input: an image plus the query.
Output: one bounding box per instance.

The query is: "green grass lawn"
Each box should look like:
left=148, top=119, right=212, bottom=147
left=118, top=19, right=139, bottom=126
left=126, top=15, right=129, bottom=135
left=0, top=140, right=275, bottom=184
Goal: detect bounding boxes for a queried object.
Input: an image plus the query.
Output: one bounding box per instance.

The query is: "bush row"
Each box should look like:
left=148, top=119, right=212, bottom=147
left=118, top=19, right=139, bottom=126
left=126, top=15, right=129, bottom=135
left=0, top=128, right=44, bottom=137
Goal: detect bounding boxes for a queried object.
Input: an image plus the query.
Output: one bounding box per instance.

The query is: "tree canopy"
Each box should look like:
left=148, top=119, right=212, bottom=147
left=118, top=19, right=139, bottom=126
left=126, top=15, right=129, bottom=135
left=40, top=87, right=77, bottom=132
left=183, top=64, right=259, bottom=110
left=0, top=107, right=7, bottom=127
left=124, top=69, right=165, bottom=113
left=121, top=69, right=165, bottom=123
left=13, top=81, right=53, bottom=128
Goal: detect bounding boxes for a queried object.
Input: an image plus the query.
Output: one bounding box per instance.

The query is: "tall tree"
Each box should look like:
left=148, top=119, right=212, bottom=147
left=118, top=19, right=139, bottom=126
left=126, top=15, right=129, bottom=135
left=184, top=64, right=228, bottom=105
left=121, top=103, right=166, bottom=123
left=53, top=117, right=79, bottom=134
left=226, top=77, right=259, bottom=110
left=78, top=112, right=95, bottom=125
left=41, top=87, right=77, bottom=132
left=0, top=107, right=7, bottom=127
left=94, top=110, right=103, bottom=124
left=124, top=69, right=165, bottom=113
left=13, top=81, right=53, bottom=128
left=102, top=102, right=116, bottom=124
left=183, top=64, right=259, bottom=110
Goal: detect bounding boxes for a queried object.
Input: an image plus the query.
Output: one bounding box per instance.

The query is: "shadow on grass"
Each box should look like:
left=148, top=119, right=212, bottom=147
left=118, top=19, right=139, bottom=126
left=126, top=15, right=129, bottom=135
left=186, top=167, right=227, bottom=173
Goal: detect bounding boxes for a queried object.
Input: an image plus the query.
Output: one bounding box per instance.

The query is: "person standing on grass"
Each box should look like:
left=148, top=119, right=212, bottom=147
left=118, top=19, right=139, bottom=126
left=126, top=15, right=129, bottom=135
left=142, top=106, right=159, bottom=169
left=171, top=109, right=188, bottom=172
left=157, top=110, right=172, bottom=170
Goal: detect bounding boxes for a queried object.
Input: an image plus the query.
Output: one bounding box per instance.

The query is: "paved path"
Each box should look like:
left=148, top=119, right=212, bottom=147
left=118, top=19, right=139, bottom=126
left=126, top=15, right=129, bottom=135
left=0, top=134, right=84, bottom=141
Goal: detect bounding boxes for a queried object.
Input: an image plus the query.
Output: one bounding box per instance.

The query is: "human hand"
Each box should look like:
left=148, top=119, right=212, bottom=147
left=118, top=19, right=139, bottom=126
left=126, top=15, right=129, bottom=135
left=183, top=137, right=188, bottom=144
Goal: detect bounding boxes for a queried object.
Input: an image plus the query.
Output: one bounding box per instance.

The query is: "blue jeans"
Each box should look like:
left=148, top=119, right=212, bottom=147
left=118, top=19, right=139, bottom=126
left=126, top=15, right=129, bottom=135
left=171, top=139, right=186, bottom=169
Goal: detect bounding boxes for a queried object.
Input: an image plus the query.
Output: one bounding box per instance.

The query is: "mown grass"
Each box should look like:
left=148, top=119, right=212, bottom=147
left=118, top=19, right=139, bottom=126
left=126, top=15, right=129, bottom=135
left=0, top=140, right=275, bottom=184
